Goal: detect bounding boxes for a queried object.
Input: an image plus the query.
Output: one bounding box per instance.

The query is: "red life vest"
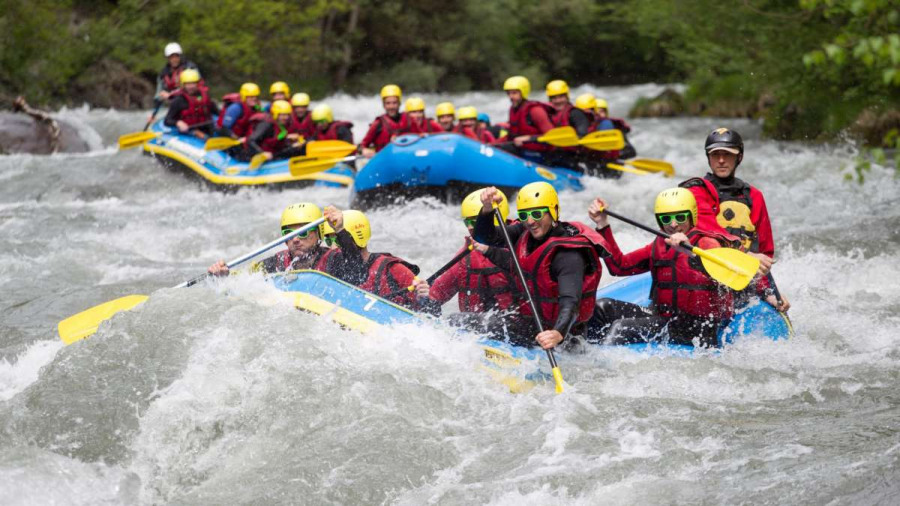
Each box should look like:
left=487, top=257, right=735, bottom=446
left=289, top=112, right=316, bottom=139
left=312, top=121, right=354, bottom=141
left=254, top=247, right=329, bottom=273
left=550, top=104, right=582, bottom=152
left=679, top=177, right=748, bottom=246
left=513, top=221, right=606, bottom=329
left=507, top=100, right=556, bottom=152
left=314, top=250, right=420, bottom=306
left=403, top=117, right=442, bottom=135
left=216, top=93, right=256, bottom=137
left=648, top=230, right=734, bottom=319
left=367, top=113, right=407, bottom=151
left=161, top=65, right=185, bottom=92
left=458, top=249, right=518, bottom=312
left=171, top=86, right=213, bottom=127
left=256, top=116, right=291, bottom=153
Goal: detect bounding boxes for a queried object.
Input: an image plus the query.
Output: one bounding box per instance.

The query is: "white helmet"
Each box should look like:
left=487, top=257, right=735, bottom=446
left=164, top=42, right=183, bottom=57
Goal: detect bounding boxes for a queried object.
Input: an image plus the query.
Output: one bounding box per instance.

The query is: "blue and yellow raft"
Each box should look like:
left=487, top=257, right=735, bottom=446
left=142, top=121, right=355, bottom=189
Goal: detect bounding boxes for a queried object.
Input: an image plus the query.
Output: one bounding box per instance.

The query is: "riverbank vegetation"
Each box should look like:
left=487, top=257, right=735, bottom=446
left=1, top=0, right=897, bottom=147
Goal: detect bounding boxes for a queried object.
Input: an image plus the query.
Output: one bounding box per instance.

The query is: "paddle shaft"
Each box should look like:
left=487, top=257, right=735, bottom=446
left=384, top=246, right=473, bottom=298
left=602, top=209, right=697, bottom=255
left=176, top=218, right=326, bottom=288
left=143, top=100, right=163, bottom=131
left=493, top=208, right=562, bottom=373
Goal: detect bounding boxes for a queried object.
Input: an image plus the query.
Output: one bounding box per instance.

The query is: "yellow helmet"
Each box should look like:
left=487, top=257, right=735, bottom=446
left=405, top=97, right=425, bottom=112
left=380, top=84, right=402, bottom=100
left=596, top=98, right=609, bottom=110
left=456, top=106, right=478, bottom=121
left=270, top=100, right=292, bottom=119
left=545, top=79, right=569, bottom=97
left=575, top=93, right=596, bottom=111
left=180, top=69, right=201, bottom=85
left=654, top=188, right=698, bottom=226
left=342, top=210, right=371, bottom=248
left=281, top=202, right=323, bottom=229
left=269, top=81, right=291, bottom=97
left=516, top=181, right=559, bottom=221
left=311, top=104, right=333, bottom=123
left=320, top=220, right=335, bottom=238
left=240, top=82, right=261, bottom=101
left=435, top=102, right=455, bottom=118
left=503, top=76, right=531, bottom=99
left=461, top=188, right=509, bottom=225
left=290, top=93, right=310, bottom=107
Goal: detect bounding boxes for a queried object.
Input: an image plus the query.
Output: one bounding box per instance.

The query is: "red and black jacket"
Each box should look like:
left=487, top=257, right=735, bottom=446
left=505, top=100, right=556, bottom=152
left=360, top=113, right=407, bottom=152
left=429, top=245, right=518, bottom=313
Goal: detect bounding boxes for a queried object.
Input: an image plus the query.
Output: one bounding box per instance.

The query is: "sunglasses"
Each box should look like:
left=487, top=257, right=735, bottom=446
left=324, top=235, right=338, bottom=247
left=463, top=217, right=478, bottom=227
left=517, top=208, right=550, bottom=221
left=657, top=212, right=691, bottom=225
left=282, top=227, right=314, bottom=239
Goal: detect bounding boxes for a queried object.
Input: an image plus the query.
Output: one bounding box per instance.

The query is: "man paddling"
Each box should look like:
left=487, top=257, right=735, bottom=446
left=309, top=104, right=354, bottom=143
left=288, top=93, right=315, bottom=140
left=679, top=127, right=790, bottom=311
left=545, top=79, right=590, bottom=171
left=588, top=189, right=740, bottom=347
left=155, top=42, right=199, bottom=103
left=208, top=203, right=330, bottom=275
left=435, top=102, right=456, bottom=132
left=497, top=76, right=555, bottom=158
left=238, top=100, right=304, bottom=162
left=163, top=69, right=218, bottom=139
left=319, top=206, right=436, bottom=313
left=216, top=82, right=262, bottom=140
left=360, top=84, right=405, bottom=158
left=401, top=98, right=442, bottom=135
left=454, top=107, right=496, bottom=143
left=472, top=183, right=609, bottom=350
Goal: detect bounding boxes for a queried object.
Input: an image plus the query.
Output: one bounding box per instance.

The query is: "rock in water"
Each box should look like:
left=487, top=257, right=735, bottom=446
left=0, top=112, right=90, bottom=154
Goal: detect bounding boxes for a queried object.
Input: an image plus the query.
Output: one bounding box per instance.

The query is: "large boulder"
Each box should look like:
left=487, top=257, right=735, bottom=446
left=0, top=112, right=90, bottom=154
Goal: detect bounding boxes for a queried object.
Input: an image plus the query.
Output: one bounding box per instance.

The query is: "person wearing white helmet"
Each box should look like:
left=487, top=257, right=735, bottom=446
left=156, top=42, right=200, bottom=102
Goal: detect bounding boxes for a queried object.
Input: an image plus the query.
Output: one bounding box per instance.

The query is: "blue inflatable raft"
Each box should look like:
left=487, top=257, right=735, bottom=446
left=350, top=133, right=584, bottom=209
left=142, top=121, right=355, bottom=189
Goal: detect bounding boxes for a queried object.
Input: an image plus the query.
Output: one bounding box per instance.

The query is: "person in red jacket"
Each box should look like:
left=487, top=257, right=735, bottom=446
left=238, top=100, right=303, bottom=162
left=498, top=75, right=555, bottom=158
left=428, top=189, right=518, bottom=316
left=544, top=79, right=591, bottom=171
left=288, top=93, right=316, bottom=141
left=454, top=107, right=496, bottom=143
left=679, top=127, right=790, bottom=312
left=163, top=69, right=218, bottom=139
left=319, top=206, right=437, bottom=313
left=360, top=84, right=406, bottom=158
left=215, top=82, right=262, bottom=140
left=472, top=183, right=610, bottom=350
left=309, top=104, right=354, bottom=143
left=435, top=102, right=456, bottom=132
left=588, top=188, right=740, bottom=347
left=401, top=97, right=443, bottom=135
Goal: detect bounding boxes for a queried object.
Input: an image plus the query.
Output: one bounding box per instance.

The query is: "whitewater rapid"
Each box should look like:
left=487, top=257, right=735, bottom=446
left=1, top=84, right=899, bottom=505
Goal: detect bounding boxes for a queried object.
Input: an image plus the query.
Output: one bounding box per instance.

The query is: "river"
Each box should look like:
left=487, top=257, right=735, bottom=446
left=1, top=84, right=899, bottom=505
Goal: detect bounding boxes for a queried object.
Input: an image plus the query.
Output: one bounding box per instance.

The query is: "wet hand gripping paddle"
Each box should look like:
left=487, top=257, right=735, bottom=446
left=58, top=218, right=326, bottom=345
left=602, top=209, right=760, bottom=291
left=493, top=207, right=565, bottom=394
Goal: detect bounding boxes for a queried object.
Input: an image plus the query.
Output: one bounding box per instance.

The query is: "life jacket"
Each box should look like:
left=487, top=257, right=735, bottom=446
left=550, top=104, right=582, bottom=152
left=161, top=64, right=187, bottom=92
left=256, top=116, right=292, bottom=153
left=679, top=177, right=751, bottom=250
left=403, top=117, right=442, bottom=135
left=368, top=113, right=406, bottom=151
left=312, top=120, right=354, bottom=141
left=453, top=124, right=491, bottom=143
left=171, top=86, right=213, bottom=127
left=507, top=100, right=556, bottom=152
left=513, top=222, right=606, bottom=330
left=253, top=246, right=328, bottom=274
left=289, top=111, right=316, bottom=139
left=314, top=250, right=420, bottom=306
left=216, top=93, right=256, bottom=137
left=648, top=230, right=734, bottom=319
left=458, top=249, right=518, bottom=313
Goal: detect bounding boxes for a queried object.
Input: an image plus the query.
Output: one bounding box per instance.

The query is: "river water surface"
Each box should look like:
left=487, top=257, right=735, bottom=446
left=1, top=85, right=899, bottom=505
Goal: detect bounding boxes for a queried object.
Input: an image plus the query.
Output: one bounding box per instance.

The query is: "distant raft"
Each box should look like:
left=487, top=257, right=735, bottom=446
left=143, top=120, right=354, bottom=189
left=351, top=133, right=584, bottom=209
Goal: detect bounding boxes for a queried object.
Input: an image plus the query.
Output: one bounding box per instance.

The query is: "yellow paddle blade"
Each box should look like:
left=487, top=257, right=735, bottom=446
left=606, top=163, right=651, bottom=176
left=289, top=156, right=344, bottom=176
left=693, top=247, right=760, bottom=291
left=58, top=294, right=149, bottom=345
left=204, top=137, right=242, bottom=151
left=536, top=126, right=580, bottom=147
left=249, top=153, right=269, bottom=170
left=630, top=158, right=676, bottom=177
left=578, top=129, right=625, bottom=151
left=117, top=131, right=159, bottom=150
left=551, top=366, right=564, bottom=394
left=305, top=140, right=357, bottom=159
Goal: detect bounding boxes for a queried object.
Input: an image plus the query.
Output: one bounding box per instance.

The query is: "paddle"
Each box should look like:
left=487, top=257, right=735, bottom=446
left=384, top=245, right=474, bottom=298
left=606, top=163, right=652, bottom=176
left=118, top=121, right=213, bottom=150
left=289, top=155, right=357, bottom=176
left=601, top=208, right=760, bottom=291
left=629, top=158, right=676, bottom=177
left=305, top=140, right=358, bottom=159
left=496, top=126, right=581, bottom=149
left=142, top=100, right=163, bottom=132
left=248, top=153, right=269, bottom=170
left=578, top=129, right=626, bottom=151
left=58, top=218, right=326, bottom=345
left=204, top=137, right=242, bottom=151
left=493, top=207, right=565, bottom=394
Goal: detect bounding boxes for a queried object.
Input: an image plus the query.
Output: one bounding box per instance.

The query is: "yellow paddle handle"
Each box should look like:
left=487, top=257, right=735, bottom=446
left=552, top=367, right=564, bottom=393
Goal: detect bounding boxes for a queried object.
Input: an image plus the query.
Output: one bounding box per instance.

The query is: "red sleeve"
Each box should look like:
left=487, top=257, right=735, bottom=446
left=528, top=106, right=554, bottom=134
left=360, top=119, right=380, bottom=148
left=460, top=126, right=478, bottom=140
left=483, top=130, right=497, bottom=143
left=429, top=120, right=443, bottom=133
left=598, top=226, right=653, bottom=276
left=750, top=187, right=774, bottom=257
left=385, top=262, right=419, bottom=307
left=428, top=247, right=466, bottom=304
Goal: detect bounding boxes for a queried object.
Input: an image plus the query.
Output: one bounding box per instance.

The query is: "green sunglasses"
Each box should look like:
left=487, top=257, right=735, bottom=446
left=323, top=234, right=338, bottom=247
left=282, top=226, right=314, bottom=238
left=517, top=207, right=550, bottom=221
left=657, top=212, right=691, bottom=225
left=463, top=217, right=478, bottom=227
